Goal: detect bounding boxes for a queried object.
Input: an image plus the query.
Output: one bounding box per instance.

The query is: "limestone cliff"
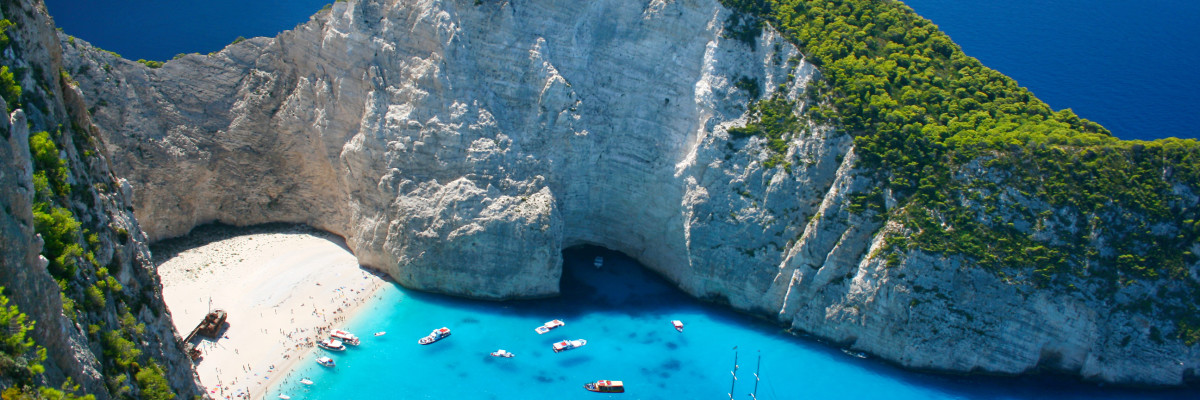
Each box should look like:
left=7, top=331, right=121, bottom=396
left=0, top=0, right=200, bottom=397
left=54, top=0, right=1199, bottom=387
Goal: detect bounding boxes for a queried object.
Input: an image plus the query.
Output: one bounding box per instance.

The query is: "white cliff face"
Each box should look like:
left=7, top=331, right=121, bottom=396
left=60, top=0, right=1197, bottom=385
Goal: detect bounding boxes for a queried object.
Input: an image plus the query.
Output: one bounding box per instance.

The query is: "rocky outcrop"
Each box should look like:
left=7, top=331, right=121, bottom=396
left=0, top=0, right=201, bottom=397
left=58, top=0, right=1198, bottom=386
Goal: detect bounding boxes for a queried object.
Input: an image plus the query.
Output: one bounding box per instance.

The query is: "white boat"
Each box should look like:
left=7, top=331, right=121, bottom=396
left=279, top=394, right=291, bottom=400
left=534, top=319, right=565, bottom=334
left=672, top=320, right=684, bottom=332
left=553, top=339, right=587, bottom=353
left=373, top=331, right=386, bottom=337
left=317, top=338, right=346, bottom=351
left=583, top=380, right=625, bottom=393
left=593, top=256, right=604, bottom=268
left=299, top=378, right=314, bottom=385
left=490, top=349, right=514, bottom=358
left=842, top=348, right=868, bottom=359
left=330, top=329, right=361, bottom=346
left=316, top=357, right=335, bottom=367
left=418, top=327, right=451, bottom=345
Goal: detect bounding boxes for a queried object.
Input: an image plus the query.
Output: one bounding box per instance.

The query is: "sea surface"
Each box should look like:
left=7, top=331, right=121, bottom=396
left=44, top=0, right=1198, bottom=141
left=901, top=0, right=1200, bottom=141
left=268, top=247, right=1193, bottom=400
left=42, top=0, right=330, bottom=60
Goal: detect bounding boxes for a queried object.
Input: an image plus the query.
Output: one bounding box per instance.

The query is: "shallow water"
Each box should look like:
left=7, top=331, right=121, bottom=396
left=270, top=247, right=1193, bottom=400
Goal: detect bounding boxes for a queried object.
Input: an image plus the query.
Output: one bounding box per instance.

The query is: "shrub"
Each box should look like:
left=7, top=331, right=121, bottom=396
left=134, top=363, right=175, bottom=400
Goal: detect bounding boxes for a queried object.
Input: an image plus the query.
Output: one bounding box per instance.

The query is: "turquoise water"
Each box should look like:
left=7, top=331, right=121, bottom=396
left=271, top=248, right=1193, bottom=400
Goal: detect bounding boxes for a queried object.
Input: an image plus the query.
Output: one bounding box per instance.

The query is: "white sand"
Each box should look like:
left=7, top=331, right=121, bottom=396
left=156, top=228, right=388, bottom=400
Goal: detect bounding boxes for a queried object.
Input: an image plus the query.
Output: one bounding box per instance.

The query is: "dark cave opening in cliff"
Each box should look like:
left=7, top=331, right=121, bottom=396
left=554, top=244, right=696, bottom=315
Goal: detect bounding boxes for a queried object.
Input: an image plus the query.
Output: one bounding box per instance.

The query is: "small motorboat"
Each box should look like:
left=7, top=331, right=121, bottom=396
left=490, top=349, right=514, bottom=358
left=279, top=394, right=291, bottom=400
left=299, top=378, right=314, bottom=385
left=317, top=338, right=346, bottom=351
left=553, top=339, right=587, bottom=353
left=316, top=357, right=335, bottom=367
left=841, top=348, right=868, bottom=359
left=374, top=331, right=386, bottom=336
left=330, top=329, right=361, bottom=346
left=534, top=319, right=565, bottom=334
left=593, top=256, right=604, bottom=268
left=583, top=380, right=624, bottom=393
left=671, top=320, right=684, bottom=332
left=418, top=327, right=451, bottom=345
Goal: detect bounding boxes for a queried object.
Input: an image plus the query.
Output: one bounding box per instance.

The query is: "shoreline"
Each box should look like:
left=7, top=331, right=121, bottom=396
left=154, top=225, right=391, bottom=400
left=256, top=280, right=392, bottom=399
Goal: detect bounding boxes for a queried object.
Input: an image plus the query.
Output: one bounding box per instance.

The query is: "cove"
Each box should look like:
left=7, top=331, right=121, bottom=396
left=269, top=247, right=1193, bottom=399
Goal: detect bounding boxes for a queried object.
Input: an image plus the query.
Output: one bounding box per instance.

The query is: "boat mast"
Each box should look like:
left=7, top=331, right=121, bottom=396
left=750, top=351, right=761, bottom=400
left=728, top=347, right=739, bottom=399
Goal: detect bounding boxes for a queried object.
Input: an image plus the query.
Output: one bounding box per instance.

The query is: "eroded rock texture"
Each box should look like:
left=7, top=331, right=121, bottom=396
left=60, top=0, right=1198, bottom=386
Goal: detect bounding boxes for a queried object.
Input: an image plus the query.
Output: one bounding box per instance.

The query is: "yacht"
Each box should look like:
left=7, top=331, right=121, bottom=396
left=553, top=339, right=587, bottom=353
left=418, top=327, right=451, bottom=345
left=535, top=319, right=565, bottom=334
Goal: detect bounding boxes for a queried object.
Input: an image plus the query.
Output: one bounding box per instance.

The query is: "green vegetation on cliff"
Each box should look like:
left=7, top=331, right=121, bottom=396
left=722, top=0, right=1200, bottom=343
left=0, top=12, right=180, bottom=398
left=0, top=289, right=94, bottom=399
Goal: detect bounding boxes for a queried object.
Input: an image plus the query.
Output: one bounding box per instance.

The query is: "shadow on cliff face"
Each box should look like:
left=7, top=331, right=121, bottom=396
left=397, top=244, right=718, bottom=320
left=150, top=222, right=352, bottom=265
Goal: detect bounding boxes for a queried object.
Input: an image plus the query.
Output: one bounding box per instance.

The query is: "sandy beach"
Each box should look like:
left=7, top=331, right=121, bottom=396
left=155, top=226, right=389, bottom=400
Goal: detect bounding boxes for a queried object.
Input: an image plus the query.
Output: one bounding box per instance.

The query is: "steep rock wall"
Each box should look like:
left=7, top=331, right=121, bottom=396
left=0, top=0, right=201, bottom=397
left=60, top=0, right=1197, bottom=386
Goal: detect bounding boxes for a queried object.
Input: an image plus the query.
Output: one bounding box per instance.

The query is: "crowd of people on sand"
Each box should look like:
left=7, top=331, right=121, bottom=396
left=204, top=273, right=385, bottom=400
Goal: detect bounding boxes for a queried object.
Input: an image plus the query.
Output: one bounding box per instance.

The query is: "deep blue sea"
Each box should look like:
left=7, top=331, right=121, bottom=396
left=266, top=247, right=1192, bottom=400
left=36, top=2, right=1200, bottom=396
left=42, top=0, right=330, bottom=60
left=44, top=0, right=1198, bottom=141
left=902, top=0, right=1200, bottom=141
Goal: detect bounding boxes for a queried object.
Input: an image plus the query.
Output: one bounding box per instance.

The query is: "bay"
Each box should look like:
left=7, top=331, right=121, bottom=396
left=269, top=247, right=1193, bottom=400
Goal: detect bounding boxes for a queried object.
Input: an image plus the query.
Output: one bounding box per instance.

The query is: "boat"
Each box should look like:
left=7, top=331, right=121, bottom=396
left=583, top=380, right=624, bottom=393
left=553, top=339, right=587, bottom=353
left=330, top=329, right=361, bottom=346
left=534, top=319, right=565, bottom=334
left=279, top=394, right=291, bottom=400
left=299, top=378, right=314, bottom=385
left=418, top=327, right=451, bottom=345
left=671, top=320, right=684, bottom=332
left=593, top=256, right=604, bottom=268
left=316, top=357, right=335, bottom=367
left=374, top=331, right=386, bottom=336
left=841, top=348, right=868, bottom=359
left=317, top=338, right=346, bottom=351
left=490, top=349, right=514, bottom=358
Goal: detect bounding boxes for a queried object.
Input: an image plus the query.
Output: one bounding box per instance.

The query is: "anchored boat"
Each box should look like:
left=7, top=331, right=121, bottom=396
left=317, top=338, right=346, bottom=351
left=418, top=327, right=451, bottom=345
left=490, top=349, right=514, bottom=358
left=316, top=356, right=335, bottom=367
left=330, top=329, right=361, bottom=346
left=553, top=339, right=587, bottom=353
left=671, top=320, right=684, bottom=332
left=535, top=319, right=565, bottom=334
left=583, top=380, right=624, bottom=393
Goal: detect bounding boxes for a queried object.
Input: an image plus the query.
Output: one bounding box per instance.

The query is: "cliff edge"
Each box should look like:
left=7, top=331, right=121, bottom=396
left=50, top=0, right=1200, bottom=387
